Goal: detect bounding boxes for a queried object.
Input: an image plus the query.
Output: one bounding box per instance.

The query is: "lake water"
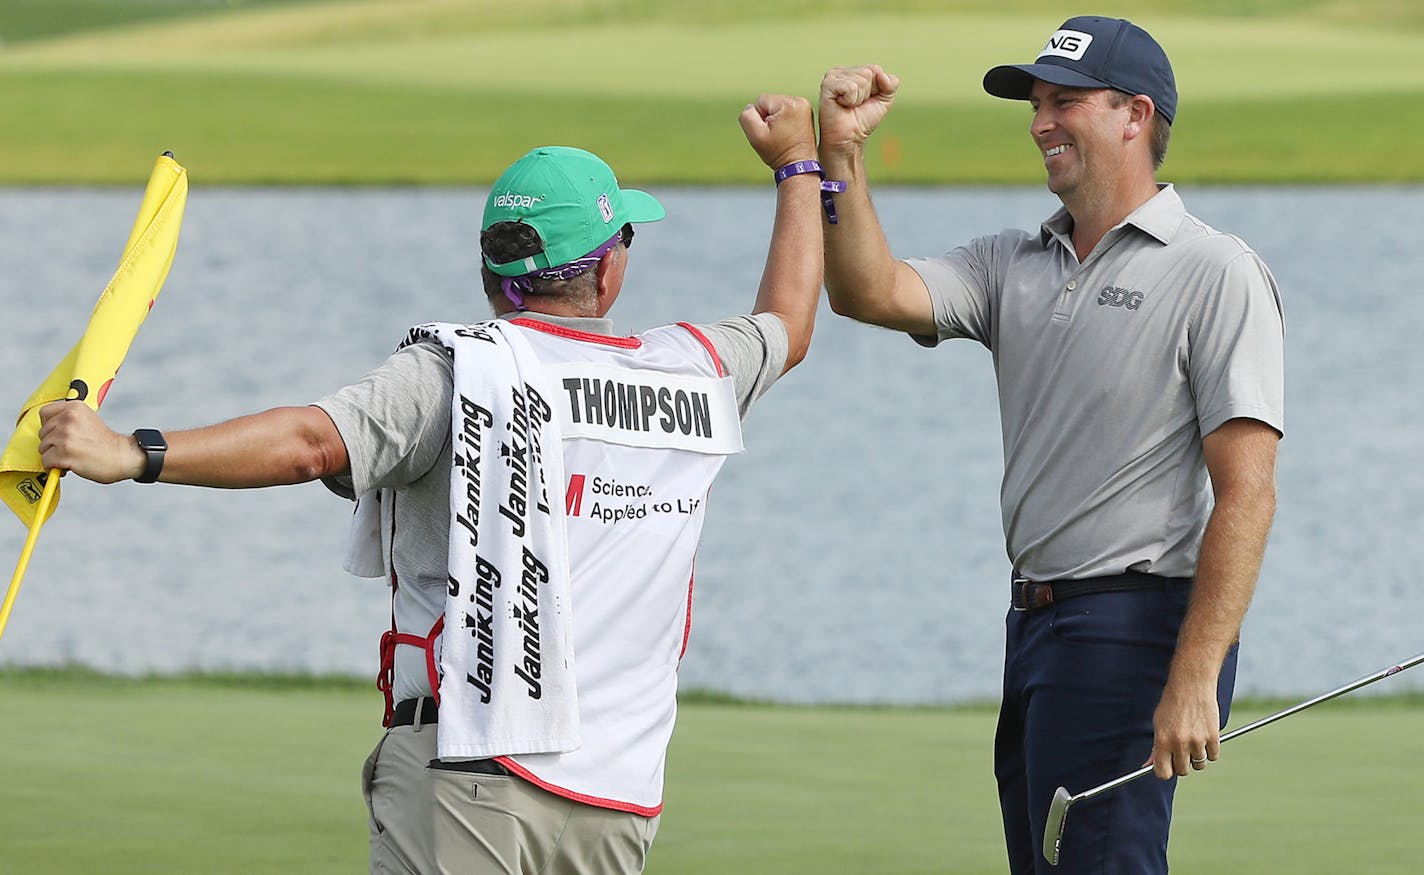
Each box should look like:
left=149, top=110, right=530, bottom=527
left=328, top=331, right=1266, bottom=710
left=1, top=184, right=1421, bottom=705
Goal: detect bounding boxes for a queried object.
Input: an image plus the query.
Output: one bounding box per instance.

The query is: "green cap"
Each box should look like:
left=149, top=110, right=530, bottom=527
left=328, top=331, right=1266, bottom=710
left=482, top=146, right=666, bottom=277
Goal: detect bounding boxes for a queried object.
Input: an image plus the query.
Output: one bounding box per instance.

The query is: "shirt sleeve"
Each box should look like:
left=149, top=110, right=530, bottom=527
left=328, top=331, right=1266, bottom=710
left=689, top=312, right=790, bottom=419
left=312, top=342, right=454, bottom=496
left=902, top=233, right=1003, bottom=349
left=1189, top=250, right=1286, bottom=437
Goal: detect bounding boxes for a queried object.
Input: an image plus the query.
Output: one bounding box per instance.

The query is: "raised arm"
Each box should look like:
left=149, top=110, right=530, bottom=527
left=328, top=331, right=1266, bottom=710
left=738, top=93, right=823, bottom=374
left=37, top=400, right=349, bottom=488
left=817, top=65, right=935, bottom=335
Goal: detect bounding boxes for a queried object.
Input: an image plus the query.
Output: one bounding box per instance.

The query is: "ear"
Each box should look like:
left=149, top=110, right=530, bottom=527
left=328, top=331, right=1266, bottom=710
left=594, top=246, right=626, bottom=316
left=1125, top=94, right=1155, bottom=140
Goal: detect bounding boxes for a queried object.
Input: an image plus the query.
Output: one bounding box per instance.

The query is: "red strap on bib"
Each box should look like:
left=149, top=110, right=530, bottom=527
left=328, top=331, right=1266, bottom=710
left=378, top=606, right=444, bottom=728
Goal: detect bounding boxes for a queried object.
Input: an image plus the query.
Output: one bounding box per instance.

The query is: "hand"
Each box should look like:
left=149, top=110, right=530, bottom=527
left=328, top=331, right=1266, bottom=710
left=1149, top=675, right=1222, bottom=779
left=818, top=65, right=900, bottom=155
left=739, top=94, right=816, bottom=170
left=37, top=400, right=144, bottom=484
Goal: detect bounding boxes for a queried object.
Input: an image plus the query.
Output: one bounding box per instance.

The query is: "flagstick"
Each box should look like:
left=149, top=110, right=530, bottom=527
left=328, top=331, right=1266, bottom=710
left=0, top=470, right=61, bottom=642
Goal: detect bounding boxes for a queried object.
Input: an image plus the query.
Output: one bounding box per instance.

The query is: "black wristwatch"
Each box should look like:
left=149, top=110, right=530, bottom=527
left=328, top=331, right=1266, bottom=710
left=132, top=429, right=167, bottom=483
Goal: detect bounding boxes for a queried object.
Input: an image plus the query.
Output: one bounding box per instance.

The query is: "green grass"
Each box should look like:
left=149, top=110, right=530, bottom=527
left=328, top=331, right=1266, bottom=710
left=0, top=671, right=376, bottom=874
left=2, top=69, right=1419, bottom=186
left=1, top=670, right=1422, bottom=874
left=0, top=0, right=348, bottom=44
left=0, top=1, right=1421, bottom=183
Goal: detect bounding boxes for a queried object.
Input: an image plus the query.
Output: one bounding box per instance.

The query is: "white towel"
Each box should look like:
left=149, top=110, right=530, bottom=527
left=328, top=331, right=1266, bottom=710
left=342, top=489, right=388, bottom=580
left=413, top=321, right=579, bottom=759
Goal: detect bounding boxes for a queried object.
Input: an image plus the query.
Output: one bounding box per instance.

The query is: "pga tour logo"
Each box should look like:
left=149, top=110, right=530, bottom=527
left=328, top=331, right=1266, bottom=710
left=597, top=193, right=614, bottom=224
left=1039, top=29, right=1093, bottom=61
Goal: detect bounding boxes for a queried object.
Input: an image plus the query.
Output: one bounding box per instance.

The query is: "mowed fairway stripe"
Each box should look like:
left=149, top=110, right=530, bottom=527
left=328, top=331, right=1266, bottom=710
left=2, top=6, right=1422, bottom=182
left=6, top=13, right=1424, bottom=101
left=1, top=69, right=1419, bottom=184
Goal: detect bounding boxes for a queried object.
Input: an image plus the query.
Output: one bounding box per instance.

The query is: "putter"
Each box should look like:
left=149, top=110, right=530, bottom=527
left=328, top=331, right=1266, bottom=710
left=1043, top=650, right=1424, bottom=867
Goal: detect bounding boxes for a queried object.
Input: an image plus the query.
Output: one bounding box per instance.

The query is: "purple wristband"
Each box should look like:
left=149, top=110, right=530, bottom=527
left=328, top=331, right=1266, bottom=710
left=773, top=159, right=823, bottom=185
left=772, top=160, right=847, bottom=225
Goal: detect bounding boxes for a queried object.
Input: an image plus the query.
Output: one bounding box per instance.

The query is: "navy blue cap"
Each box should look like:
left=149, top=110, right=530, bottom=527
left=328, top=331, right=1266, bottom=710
left=983, top=16, right=1176, bottom=124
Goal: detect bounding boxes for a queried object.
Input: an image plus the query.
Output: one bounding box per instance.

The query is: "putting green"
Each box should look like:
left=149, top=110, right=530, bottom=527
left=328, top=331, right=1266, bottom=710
left=0, top=671, right=1420, bottom=874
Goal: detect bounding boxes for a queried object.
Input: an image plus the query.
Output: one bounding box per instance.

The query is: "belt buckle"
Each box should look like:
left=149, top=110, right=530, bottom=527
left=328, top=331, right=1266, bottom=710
left=1012, top=576, right=1053, bottom=612
left=1012, top=576, right=1031, bottom=612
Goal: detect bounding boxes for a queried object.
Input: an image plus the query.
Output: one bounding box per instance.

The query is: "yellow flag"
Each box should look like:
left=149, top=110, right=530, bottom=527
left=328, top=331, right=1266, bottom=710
left=0, top=154, right=189, bottom=527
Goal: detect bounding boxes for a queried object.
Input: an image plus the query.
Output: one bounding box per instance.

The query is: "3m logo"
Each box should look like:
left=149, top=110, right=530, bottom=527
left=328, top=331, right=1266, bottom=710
left=1097, top=286, right=1144, bottom=310
left=1039, top=29, right=1093, bottom=61
left=597, top=193, right=614, bottom=224
left=565, top=474, right=586, bottom=516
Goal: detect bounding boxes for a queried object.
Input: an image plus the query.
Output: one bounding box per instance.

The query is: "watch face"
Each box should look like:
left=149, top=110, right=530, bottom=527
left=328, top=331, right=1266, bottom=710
left=134, top=429, right=166, bottom=451
left=133, top=429, right=166, bottom=483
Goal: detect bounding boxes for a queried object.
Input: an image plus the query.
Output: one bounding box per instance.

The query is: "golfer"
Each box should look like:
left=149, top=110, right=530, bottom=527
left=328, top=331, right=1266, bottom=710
left=37, top=93, right=822, bottom=874
left=817, top=16, right=1283, bottom=873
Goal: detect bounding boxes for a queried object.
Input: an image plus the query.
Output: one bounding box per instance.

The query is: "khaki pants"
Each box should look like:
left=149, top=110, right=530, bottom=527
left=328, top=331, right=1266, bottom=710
left=362, top=727, right=658, bottom=874
left=363, top=726, right=438, bottom=874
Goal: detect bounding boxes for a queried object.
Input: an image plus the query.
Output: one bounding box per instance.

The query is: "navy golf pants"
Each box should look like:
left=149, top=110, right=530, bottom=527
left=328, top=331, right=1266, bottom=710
left=995, top=583, right=1238, bottom=874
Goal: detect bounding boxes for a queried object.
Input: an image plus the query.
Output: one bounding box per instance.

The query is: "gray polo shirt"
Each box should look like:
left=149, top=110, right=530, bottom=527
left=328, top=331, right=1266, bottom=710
left=905, top=185, right=1284, bottom=580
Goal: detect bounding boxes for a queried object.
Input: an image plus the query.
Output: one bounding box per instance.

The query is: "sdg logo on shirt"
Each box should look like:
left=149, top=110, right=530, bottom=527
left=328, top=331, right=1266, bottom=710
left=1097, top=286, right=1144, bottom=311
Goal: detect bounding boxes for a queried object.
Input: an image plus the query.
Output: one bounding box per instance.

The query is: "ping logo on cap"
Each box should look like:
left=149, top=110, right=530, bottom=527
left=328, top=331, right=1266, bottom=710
left=1039, top=29, right=1093, bottom=61
left=597, top=193, right=614, bottom=224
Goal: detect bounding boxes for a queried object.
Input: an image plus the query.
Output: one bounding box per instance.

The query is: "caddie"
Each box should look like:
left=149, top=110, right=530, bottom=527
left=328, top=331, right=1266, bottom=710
left=37, top=92, right=824, bottom=874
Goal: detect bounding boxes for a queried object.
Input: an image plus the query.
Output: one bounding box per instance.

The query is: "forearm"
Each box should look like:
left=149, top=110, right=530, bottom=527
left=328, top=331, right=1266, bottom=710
left=818, top=144, right=902, bottom=324
left=1151, top=480, right=1274, bottom=777
left=155, top=406, right=349, bottom=488
left=752, top=173, right=824, bottom=372
left=1170, top=480, right=1276, bottom=684
left=40, top=400, right=349, bottom=489
left=1151, top=418, right=1278, bottom=776
left=738, top=92, right=821, bottom=372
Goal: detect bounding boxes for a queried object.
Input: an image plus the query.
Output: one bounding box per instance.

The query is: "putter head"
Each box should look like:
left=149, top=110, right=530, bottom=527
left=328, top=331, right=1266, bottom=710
left=1042, top=786, right=1074, bottom=867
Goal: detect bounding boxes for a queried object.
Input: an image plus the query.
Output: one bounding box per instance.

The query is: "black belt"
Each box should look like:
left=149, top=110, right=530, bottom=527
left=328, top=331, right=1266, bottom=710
left=391, top=696, right=438, bottom=728
left=1011, top=572, right=1188, bottom=612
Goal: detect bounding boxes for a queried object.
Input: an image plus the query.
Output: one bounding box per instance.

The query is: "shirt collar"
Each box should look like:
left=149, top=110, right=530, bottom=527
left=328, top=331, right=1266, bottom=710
left=496, top=311, right=616, bottom=335
left=1039, top=183, right=1184, bottom=249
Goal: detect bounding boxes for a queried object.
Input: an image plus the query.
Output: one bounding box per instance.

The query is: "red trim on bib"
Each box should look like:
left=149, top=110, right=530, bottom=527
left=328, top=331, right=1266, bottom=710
left=680, top=568, right=696, bottom=660
left=496, top=757, right=664, bottom=817
left=676, top=322, right=725, bottom=376
left=512, top=318, right=642, bottom=349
